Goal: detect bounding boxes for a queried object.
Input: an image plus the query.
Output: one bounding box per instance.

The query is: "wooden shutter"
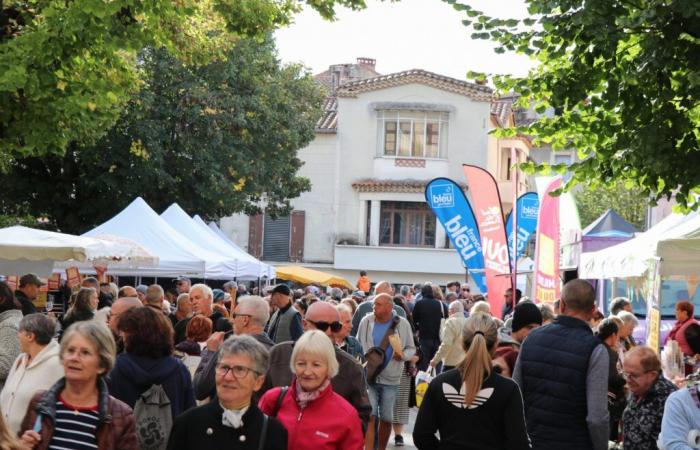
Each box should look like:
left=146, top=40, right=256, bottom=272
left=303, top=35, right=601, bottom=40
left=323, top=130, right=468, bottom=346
left=290, top=210, right=305, bottom=262
left=248, top=215, right=263, bottom=258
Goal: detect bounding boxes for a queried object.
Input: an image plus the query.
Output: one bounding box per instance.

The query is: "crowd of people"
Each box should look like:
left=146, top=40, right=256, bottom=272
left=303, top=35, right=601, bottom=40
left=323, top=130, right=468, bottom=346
left=0, top=271, right=698, bottom=450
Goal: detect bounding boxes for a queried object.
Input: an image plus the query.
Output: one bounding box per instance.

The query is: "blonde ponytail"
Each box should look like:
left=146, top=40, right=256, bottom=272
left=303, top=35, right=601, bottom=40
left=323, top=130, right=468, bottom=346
left=457, top=312, right=498, bottom=406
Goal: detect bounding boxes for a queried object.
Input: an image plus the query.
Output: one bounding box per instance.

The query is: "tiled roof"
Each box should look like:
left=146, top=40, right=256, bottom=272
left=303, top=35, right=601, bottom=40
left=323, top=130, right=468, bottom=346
left=351, top=178, right=468, bottom=193
left=316, top=96, right=337, bottom=133
left=490, top=100, right=513, bottom=127
left=337, top=69, right=493, bottom=102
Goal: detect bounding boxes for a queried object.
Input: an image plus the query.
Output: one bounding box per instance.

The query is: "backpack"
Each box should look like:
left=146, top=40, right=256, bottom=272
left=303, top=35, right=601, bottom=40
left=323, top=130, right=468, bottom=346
left=133, top=384, right=172, bottom=450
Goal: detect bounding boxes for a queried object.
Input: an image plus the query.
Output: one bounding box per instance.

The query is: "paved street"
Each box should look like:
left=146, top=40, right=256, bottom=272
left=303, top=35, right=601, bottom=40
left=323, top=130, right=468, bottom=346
left=388, top=409, right=418, bottom=450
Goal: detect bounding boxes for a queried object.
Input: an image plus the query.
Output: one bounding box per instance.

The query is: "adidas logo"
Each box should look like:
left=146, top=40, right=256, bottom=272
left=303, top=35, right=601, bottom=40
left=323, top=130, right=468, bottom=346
left=442, top=383, right=494, bottom=409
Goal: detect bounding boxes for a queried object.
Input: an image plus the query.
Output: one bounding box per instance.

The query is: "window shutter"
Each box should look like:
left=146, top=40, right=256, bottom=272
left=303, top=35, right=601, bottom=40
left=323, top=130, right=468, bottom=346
left=248, top=215, right=263, bottom=258
left=290, top=210, right=305, bottom=262
left=263, top=215, right=291, bottom=262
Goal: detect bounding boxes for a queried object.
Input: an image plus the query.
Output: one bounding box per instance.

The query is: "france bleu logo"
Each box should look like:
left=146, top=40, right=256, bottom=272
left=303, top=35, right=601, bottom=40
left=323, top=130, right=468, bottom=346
left=429, top=183, right=454, bottom=208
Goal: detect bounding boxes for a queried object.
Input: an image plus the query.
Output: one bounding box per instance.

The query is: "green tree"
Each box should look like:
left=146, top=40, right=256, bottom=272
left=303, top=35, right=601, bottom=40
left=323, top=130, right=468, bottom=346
left=575, top=182, right=648, bottom=230
left=448, top=0, right=700, bottom=209
left=0, top=0, right=364, bottom=163
left=0, top=37, right=321, bottom=232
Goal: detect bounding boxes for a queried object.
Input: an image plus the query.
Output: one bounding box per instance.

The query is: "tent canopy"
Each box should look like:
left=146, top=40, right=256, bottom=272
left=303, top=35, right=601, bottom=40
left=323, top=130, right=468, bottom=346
left=84, top=197, right=234, bottom=278
left=580, top=212, right=700, bottom=279
left=0, top=226, right=157, bottom=276
left=583, top=209, right=637, bottom=238
left=161, top=204, right=273, bottom=279
left=275, top=265, right=353, bottom=289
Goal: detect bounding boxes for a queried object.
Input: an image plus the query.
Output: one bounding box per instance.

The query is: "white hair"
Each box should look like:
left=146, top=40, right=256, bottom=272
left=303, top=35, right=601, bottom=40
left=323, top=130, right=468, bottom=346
left=449, top=300, right=464, bottom=315
left=237, top=295, right=270, bottom=326
left=290, top=330, right=339, bottom=378
left=617, top=311, right=639, bottom=327
left=190, top=283, right=213, bottom=301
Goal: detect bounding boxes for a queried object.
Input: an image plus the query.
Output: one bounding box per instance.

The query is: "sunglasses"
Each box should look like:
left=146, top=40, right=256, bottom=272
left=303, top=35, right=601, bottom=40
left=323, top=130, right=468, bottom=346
left=306, top=319, right=342, bottom=333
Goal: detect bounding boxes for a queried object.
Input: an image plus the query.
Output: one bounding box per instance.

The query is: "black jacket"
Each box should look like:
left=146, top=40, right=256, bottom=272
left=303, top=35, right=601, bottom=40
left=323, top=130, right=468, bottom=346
left=14, top=290, right=37, bottom=316
left=413, top=369, right=530, bottom=450
left=166, top=401, right=287, bottom=450
left=412, top=297, right=448, bottom=341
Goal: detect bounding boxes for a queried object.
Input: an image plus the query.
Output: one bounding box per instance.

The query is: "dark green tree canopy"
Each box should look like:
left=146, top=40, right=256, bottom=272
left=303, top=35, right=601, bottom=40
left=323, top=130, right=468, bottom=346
left=448, top=0, right=700, bottom=209
left=0, top=37, right=321, bottom=232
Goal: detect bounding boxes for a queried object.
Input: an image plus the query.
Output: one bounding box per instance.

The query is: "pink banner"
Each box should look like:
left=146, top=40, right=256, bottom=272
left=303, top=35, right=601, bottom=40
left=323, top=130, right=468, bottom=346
left=462, top=165, right=512, bottom=318
left=533, top=177, right=562, bottom=303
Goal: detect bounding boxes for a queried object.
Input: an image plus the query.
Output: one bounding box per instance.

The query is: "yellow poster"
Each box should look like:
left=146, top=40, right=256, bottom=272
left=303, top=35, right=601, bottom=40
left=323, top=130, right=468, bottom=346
left=646, top=308, right=660, bottom=354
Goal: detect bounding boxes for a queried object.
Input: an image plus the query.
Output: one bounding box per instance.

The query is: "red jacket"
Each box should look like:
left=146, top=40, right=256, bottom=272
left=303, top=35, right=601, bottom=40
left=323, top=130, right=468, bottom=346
left=259, top=382, right=363, bottom=450
left=667, top=318, right=699, bottom=356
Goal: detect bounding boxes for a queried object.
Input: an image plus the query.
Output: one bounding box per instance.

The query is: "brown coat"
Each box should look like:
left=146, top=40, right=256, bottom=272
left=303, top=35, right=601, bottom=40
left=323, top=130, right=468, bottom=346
left=18, top=377, right=138, bottom=450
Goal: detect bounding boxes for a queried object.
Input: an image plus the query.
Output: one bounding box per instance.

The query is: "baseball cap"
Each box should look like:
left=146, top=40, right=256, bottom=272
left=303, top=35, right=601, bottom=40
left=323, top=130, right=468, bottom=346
left=135, top=285, right=148, bottom=295
left=174, top=276, right=191, bottom=283
left=212, top=289, right=225, bottom=302
left=19, top=274, right=45, bottom=287
left=351, top=290, right=366, bottom=299
left=271, top=284, right=291, bottom=296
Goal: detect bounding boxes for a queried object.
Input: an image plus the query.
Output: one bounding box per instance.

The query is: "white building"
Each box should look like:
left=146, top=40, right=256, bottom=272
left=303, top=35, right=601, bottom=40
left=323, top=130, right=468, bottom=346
left=221, top=59, right=530, bottom=286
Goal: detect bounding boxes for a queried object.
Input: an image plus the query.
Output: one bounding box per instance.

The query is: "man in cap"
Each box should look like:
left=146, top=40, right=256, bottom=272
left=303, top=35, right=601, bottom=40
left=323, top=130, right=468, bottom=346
left=266, top=284, right=303, bottom=343
left=15, top=274, right=43, bottom=315
left=174, top=275, right=191, bottom=295
left=498, top=301, right=543, bottom=349
left=134, top=284, right=148, bottom=303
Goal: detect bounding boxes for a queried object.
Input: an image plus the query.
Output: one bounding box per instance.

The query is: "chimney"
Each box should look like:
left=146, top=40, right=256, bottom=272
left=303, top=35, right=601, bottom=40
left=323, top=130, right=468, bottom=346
left=357, top=57, right=376, bottom=69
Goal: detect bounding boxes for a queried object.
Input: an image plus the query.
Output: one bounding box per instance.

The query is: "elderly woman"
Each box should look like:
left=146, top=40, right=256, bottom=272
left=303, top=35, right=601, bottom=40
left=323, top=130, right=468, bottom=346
left=430, top=301, right=467, bottom=371
left=470, top=300, right=491, bottom=316
left=61, top=287, right=98, bottom=333
left=616, top=310, right=638, bottom=352
left=1, top=314, right=63, bottom=434
left=0, top=282, right=22, bottom=392
left=108, top=307, right=195, bottom=426
left=665, top=300, right=698, bottom=357
left=175, top=315, right=213, bottom=379
left=18, top=321, right=137, bottom=449
left=259, top=330, right=363, bottom=450
left=167, top=335, right=287, bottom=450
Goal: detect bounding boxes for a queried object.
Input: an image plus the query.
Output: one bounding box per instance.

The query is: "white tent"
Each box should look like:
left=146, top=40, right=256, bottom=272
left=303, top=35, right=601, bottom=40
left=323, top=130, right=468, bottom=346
left=161, top=204, right=273, bottom=279
left=83, top=197, right=236, bottom=278
left=0, top=226, right=157, bottom=276
left=192, top=215, right=275, bottom=279
left=580, top=212, right=700, bottom=279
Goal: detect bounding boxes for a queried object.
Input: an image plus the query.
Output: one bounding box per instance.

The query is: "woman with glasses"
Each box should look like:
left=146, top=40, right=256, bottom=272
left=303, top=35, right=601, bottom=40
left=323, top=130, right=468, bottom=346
left=18, top=321, right=138, bottom=449
left=107, top=307, right=195, bottom=448
left=259, top=329, right=363, bottom=450
left=167, top=335, right=287, bottom=450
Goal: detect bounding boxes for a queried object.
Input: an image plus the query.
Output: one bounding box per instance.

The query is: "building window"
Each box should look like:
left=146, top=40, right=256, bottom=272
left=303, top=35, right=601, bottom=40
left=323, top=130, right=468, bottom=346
left=377, top=110, right=448, bottom=158
left=377, top=201, right=435, bottom=247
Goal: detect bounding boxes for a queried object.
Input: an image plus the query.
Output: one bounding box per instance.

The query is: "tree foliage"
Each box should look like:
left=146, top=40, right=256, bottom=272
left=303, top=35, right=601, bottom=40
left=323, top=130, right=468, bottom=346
left=575, top=182, right=648, bottom=230
left=0, top=0, right=364, bottom=162
left=447, top=0, right=700, bottom=209
left=0, top=37, right=322, bottom=233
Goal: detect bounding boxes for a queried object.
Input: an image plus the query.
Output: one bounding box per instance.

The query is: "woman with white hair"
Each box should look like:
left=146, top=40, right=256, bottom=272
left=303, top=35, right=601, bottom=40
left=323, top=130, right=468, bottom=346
left=430, top=301, right=467, bottom=371
left=259, top=330, right=363, bottom=450
left=470, top=300, right=491, bottom=316
left=617, top=310, right=638, bottom=352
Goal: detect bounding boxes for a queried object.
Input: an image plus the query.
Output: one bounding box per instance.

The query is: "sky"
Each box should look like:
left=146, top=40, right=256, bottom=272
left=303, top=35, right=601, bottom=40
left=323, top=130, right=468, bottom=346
left=274, top=0, right=537, bottom=81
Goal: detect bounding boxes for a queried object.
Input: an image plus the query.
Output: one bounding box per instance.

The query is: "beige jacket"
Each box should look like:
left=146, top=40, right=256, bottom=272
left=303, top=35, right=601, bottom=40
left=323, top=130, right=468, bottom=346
left=431, top=316, right=467, bottom=367
left=0, top=339, right=64, bottom=433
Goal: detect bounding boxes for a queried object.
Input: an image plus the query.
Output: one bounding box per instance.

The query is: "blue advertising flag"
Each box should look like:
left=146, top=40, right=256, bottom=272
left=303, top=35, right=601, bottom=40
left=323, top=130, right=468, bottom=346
left=425, top=178, right=487, bottom=293
left=505, top=192, right=540, bottom=268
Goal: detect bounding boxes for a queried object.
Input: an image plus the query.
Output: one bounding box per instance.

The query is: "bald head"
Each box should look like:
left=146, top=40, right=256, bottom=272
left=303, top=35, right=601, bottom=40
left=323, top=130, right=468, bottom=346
left=374, top=281, right=392, bottom=296
left=108, top=297, right=142, bottom=332
left=306, top=301, right=340, bottom=323
left=560, top=279, right=595, bottom=318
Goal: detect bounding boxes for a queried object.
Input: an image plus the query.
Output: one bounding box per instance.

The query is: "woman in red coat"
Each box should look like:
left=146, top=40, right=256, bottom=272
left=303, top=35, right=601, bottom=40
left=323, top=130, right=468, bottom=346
left=259, top=330, right=363, bottom=450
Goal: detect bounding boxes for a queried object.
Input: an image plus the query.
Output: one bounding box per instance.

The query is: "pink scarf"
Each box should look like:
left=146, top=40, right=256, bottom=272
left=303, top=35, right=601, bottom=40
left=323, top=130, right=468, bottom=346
left=294, top=378, right=331, bottom=410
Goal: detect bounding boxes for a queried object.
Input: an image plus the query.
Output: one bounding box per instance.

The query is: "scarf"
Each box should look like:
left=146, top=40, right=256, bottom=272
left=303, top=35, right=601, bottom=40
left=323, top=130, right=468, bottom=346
left=221, top=403, right=249, bottom=429
left=294, top=378, right=331, bottom=410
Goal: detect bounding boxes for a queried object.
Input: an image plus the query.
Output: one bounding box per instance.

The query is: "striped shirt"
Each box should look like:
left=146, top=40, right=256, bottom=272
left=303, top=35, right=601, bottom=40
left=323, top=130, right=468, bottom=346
left=47, top=396, right=99, bottom=450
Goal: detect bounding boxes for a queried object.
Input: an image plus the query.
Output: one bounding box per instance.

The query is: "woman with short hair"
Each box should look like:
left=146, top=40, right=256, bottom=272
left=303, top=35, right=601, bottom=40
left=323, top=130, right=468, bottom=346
left=666, top=300, right=698, bottom=357
left=259, top=330, right=363, bottom=450
left=166, top=335, right=287, bottom=450
left=1, top=314, right=64, bottom=434
left=175, top=315, right=213, bottom=379
left=430, top=301, right=468, bottom=371
left=18, top=321, right=138, bottom=449
left=413, top=313, right=529, bottom=450
left=616, top=310, right=638, bottom=352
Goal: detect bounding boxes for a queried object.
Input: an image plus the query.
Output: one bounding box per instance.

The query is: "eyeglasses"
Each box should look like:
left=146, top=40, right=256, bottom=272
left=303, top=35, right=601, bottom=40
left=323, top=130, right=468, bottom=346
left=215, top=363, right=260, bottom=379
left=231, top=313, right=251, bottom=319
left=306, top=319, right=342, bottom=333
left=462, top=288, right=470, bottom=292
left=622, top=370, right=652, bottom=382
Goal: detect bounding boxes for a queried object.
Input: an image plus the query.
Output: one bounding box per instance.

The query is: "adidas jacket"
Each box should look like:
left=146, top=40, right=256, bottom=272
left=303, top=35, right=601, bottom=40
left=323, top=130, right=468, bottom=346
left=413, top=369, right=530, bottom=450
